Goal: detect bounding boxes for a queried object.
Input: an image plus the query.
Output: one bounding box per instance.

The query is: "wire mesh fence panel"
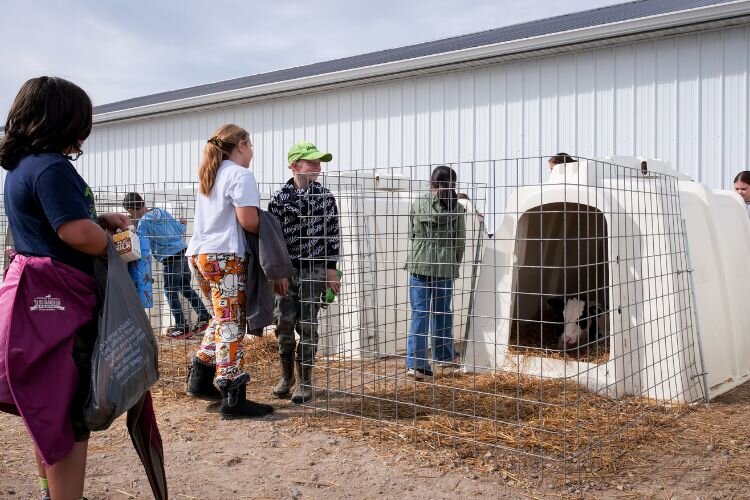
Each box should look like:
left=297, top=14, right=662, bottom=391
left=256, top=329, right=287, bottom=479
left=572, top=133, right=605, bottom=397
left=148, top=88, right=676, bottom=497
left=91, top=182, right=207, bottom=385
left=287, top=157, right=704, bottom=481
left=0, top=155, right=705, bottom=483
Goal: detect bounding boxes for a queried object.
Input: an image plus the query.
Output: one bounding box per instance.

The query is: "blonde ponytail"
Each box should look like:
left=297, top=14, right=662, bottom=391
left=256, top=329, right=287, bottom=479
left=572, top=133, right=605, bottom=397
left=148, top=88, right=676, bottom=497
left=198, top=124, right=249, bottom=195
left=198, top=143, right=224, bottom=195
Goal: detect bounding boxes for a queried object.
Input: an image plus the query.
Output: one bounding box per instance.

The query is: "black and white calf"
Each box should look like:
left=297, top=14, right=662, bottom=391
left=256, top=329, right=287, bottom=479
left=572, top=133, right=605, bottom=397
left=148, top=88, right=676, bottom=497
left=546, top=297, right=608, bottom=348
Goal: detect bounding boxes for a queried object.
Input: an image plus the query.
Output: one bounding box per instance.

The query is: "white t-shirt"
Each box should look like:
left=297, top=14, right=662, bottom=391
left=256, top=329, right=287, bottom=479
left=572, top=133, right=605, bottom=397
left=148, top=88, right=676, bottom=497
left=186, top=160, right=260, bottom=256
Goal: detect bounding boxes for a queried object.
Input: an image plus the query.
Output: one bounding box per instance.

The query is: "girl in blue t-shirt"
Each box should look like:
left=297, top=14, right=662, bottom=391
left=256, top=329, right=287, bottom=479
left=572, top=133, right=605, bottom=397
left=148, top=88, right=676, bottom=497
left=0, top=77, right=132, bottom=500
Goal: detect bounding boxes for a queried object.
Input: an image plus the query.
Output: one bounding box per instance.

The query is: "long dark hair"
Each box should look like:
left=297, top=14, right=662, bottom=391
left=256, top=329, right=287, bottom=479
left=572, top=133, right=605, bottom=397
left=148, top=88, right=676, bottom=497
left=0, top=77, right=93, bottom=171
left=549, top=152, right=576, bottom=165
left=431, top=165, right=458, bottom=211
left=734, top=171, right=750, bottom=184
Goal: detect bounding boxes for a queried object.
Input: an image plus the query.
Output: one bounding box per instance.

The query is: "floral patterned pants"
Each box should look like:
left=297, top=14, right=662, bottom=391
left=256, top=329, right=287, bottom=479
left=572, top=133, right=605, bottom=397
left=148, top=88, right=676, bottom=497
left=189, top=253, right=248, bottom=385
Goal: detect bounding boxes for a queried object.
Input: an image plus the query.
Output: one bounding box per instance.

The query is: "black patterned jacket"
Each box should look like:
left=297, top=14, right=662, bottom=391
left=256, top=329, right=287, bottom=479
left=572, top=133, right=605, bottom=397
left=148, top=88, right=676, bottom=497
left=268, top=178, right=340, bottom=270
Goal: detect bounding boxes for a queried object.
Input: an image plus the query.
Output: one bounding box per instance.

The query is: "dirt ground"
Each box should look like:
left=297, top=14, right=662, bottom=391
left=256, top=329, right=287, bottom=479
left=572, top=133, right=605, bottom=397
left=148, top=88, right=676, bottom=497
left=1, top=347, right=748, bottom=499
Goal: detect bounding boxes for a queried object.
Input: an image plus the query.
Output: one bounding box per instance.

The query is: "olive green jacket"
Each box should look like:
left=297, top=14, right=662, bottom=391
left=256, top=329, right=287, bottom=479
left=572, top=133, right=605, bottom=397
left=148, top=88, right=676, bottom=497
left=405, top=194, right=466, bottom=278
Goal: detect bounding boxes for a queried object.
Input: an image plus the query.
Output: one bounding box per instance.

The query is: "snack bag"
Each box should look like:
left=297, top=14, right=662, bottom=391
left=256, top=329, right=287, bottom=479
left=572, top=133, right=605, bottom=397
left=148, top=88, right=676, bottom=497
left=113, top=226, right=142, bottom=262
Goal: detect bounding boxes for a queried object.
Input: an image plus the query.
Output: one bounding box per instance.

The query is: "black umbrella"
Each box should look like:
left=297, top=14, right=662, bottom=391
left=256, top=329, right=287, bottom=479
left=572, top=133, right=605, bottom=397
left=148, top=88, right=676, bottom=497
left=127, top=391, right=168, bottom=500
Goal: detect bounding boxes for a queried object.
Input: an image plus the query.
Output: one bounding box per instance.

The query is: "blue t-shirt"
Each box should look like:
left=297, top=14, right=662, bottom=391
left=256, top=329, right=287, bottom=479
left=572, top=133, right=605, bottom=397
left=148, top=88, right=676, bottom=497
left=4, top=153, right=97, bottom=274
left=137, top=207, right=187, bottom=262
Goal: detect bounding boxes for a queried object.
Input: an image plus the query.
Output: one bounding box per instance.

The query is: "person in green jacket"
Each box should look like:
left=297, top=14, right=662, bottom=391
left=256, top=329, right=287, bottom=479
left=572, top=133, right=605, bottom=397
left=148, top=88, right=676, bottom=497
left=405, top=165, right=466, bottom=380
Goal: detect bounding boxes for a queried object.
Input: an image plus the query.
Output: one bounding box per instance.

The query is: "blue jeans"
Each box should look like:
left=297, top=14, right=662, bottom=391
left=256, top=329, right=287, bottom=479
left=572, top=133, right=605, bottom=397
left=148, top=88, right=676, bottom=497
left=163, top=253, right=210, bottom=328
left=406, top=273, right=455, bottom=370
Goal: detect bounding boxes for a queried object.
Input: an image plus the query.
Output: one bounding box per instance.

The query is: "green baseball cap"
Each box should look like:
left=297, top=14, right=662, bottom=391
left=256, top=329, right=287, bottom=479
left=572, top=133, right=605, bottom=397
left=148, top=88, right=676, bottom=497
left=287, top=141, right=333, bottom=166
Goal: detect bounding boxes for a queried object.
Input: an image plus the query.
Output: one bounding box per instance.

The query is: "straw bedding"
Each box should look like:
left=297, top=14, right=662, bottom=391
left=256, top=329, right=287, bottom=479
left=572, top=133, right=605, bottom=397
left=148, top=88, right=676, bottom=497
left=508, top=320, right=610, bottom=364
left=154, top=332, right=681, bottom=477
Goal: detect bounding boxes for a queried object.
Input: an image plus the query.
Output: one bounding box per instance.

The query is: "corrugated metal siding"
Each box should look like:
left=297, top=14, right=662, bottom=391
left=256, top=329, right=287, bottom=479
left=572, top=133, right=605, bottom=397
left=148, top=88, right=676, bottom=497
left=91, top=0, right=737, bottom=115
left=80, top=25, right=750, bottom=191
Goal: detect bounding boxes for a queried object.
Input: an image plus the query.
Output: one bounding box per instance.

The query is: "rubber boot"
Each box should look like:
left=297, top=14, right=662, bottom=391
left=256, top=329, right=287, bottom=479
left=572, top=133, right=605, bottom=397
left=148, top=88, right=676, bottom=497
left=272, top=353, right=296, bottom=397
left=186, top=357, right=221, bottom=401
left=219, top=379, right=274, bottom=420
left=290, top=363, right=313, bottom=405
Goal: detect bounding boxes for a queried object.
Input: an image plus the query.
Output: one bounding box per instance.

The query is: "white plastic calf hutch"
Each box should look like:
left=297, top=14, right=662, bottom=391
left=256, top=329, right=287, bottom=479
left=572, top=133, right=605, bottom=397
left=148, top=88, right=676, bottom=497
left=316, top=158, right=750, bottom=404
left=315, top=171, right=486, bottom=360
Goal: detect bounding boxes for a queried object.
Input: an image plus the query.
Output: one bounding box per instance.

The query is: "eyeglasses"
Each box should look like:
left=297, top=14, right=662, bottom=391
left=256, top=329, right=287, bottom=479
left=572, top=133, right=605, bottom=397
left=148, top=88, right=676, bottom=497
left=64, top=150, right=84, bottom=161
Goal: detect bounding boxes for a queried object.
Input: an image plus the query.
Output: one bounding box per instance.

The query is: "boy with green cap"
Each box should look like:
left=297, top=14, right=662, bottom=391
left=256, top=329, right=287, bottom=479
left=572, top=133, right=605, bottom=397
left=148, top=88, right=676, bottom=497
left=268, top=141, right=340, bottom=404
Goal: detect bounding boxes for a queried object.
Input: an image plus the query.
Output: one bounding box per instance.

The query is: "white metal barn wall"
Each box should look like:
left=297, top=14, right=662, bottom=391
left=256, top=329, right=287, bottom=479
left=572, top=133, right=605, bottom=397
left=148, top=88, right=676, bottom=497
left=80, top=24, right=750, bottom=192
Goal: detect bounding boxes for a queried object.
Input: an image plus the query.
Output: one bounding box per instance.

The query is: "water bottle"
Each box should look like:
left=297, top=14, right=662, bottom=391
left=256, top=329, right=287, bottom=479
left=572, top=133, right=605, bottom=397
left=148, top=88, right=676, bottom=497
left=320, top=269, right=343, bottom=308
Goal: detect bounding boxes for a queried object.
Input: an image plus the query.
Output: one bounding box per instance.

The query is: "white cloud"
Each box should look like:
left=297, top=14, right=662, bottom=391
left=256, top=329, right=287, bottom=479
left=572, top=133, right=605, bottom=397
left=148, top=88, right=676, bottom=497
left=0, top=0, right=623, bottom=119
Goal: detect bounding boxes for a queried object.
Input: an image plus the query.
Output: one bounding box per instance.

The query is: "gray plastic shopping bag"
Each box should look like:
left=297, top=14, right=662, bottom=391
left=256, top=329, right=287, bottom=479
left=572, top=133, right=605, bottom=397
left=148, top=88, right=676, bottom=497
left=85, top=240, right=159, bottom=431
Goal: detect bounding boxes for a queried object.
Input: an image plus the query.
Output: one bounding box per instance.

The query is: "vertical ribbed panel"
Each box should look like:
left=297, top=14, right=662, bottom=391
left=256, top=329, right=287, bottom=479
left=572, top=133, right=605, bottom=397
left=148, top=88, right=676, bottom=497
left=79, top=25, right=750, bottom=191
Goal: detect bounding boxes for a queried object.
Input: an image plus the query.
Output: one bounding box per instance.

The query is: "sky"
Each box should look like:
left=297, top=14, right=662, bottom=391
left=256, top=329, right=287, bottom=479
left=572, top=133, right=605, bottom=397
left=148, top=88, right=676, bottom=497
left=0, top=0, right=625, bottom=120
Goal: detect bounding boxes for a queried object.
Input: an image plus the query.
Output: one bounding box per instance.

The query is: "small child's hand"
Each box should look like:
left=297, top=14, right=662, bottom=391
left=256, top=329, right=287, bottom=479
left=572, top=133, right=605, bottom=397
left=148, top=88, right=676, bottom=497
left=179, top=217, right=188, bottom=225
left=274, top=278, right=289, bottom=297
left=326, top=269, right=341, bottom=294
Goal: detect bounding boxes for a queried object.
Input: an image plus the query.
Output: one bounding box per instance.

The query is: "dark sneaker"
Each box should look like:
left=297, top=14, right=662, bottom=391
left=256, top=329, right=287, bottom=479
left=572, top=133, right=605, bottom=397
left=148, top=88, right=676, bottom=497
left=433, top=357, right=462, bottom=374
left=192, top=319, right=210, bottom=335
left=165, top=326, right=193, bottom=340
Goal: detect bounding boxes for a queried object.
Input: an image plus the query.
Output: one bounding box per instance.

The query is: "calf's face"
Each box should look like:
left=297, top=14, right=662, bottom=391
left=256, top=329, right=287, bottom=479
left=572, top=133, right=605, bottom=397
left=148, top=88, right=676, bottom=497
left=561, top=298, right=587, bottom=346
left=547, top=297, right=590, bottom=347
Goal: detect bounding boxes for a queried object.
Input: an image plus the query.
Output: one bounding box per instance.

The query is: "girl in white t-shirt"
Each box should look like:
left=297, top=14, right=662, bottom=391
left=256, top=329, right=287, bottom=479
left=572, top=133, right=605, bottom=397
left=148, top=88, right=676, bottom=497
left=185, top=124, right=273, bottom=419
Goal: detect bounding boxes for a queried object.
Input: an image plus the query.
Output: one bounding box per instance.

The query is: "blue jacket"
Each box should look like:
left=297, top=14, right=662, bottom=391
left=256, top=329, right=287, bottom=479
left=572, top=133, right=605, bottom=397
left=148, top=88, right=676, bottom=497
left=136, top=208, right=186, bottom=262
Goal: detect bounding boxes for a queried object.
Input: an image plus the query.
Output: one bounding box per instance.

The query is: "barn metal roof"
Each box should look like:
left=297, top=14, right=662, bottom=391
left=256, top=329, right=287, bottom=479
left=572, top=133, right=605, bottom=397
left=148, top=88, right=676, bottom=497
left=92, top=0, right=740, bottom=115
left=0, top=0, right=719, bottom=125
